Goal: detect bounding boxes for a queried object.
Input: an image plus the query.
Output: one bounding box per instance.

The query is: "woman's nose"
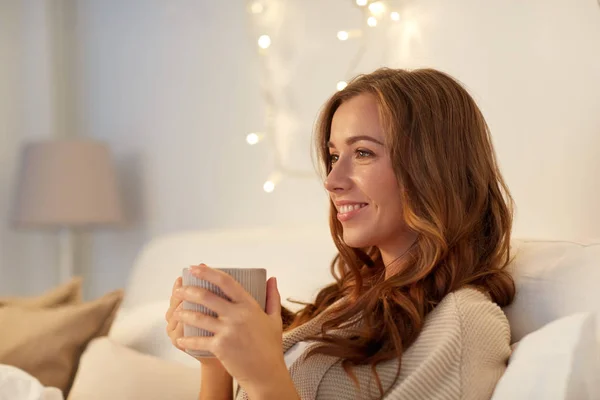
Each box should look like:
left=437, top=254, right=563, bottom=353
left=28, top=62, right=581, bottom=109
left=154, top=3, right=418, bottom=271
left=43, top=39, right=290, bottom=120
left=324, top=163, right=351, bottom=193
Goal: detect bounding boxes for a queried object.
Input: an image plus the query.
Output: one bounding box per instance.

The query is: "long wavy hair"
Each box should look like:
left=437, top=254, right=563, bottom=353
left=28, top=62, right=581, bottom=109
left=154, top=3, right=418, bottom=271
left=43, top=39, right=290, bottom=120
left=282, top=68, right=516, bottom=397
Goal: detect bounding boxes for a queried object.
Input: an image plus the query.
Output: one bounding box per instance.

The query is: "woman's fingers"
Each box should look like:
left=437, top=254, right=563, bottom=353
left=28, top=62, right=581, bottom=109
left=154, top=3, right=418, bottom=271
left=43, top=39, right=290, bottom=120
left=167, top=302, right=183, bottom=331
left=174, top=314, right=183, bottom=336
left=175, top=309, right=223, bottom=333
left=168, top=322, right=185, bottom=350
left=166, top=303, right=185, bottom=349
left=166, top=277, right=183, bottom=322
left=166, top=299, right=182, bottom=325
left=170, top=277, right=182, bottom=307
left=166, top=275, right=222, bottom=355
left=189, top=264, right=251, bottom=305
left=177, top=335, right=213, bottom=352
left=175, top=285, right=231, bottom=316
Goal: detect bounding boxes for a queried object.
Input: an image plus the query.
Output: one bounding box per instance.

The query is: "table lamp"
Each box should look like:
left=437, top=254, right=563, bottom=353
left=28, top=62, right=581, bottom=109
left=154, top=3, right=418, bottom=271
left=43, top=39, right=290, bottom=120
left=10, top=139, right=124, bottom=283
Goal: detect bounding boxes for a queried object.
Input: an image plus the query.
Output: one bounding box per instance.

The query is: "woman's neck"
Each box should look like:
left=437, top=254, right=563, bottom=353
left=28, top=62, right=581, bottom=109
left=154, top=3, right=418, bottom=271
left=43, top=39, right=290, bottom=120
left=379, top=230, right=419, bottom=279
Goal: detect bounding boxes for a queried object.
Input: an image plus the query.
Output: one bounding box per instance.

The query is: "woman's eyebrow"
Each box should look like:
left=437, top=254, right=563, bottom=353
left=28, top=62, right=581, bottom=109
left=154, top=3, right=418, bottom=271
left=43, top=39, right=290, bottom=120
left=327, top=135, right=384, bottom=148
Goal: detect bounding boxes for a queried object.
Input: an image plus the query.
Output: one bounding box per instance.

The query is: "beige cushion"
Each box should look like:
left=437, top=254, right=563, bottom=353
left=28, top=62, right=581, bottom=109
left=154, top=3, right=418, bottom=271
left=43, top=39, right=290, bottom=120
left=0, top=277, right=82, bottom=308
left=0, top=289, right=123, bottom=395
left=67, top=337, right=200, bottom=400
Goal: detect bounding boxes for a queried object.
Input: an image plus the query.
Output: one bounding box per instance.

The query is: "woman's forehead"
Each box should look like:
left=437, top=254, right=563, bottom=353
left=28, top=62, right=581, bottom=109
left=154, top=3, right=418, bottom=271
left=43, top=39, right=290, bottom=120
left=330, top=94, right=383, bottom=144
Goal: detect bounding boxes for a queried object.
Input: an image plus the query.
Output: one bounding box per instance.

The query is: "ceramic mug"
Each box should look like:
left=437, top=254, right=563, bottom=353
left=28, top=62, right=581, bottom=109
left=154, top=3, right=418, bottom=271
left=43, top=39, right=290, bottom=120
left=181, top=267, right=267, bottom=357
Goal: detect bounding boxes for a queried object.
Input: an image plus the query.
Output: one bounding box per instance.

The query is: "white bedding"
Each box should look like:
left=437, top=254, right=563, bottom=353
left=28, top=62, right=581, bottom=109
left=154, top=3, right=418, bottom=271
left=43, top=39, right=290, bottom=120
left=0, top=365, right=63, bottom=400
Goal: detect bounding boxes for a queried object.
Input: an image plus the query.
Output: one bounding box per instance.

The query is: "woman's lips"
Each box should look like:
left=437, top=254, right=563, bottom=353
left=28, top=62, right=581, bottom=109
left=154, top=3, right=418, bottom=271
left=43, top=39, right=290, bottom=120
left=337, top=203, right=368, bottom=222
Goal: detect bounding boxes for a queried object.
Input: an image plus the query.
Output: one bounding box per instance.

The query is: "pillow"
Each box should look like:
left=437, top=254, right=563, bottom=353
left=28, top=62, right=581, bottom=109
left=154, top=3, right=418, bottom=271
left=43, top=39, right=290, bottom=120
left=0, top=289, right=123, bottom=396
left=0, top=277, right=82, bottom=308
left=0, top=364, right=64, bottom=400
left=491, top=312, right=600, bottom=400
left=67, top=337, right=200, bottom=400
left=505, top=240, right=600, bottom=342
left=109, top=301, right=200, bottom=367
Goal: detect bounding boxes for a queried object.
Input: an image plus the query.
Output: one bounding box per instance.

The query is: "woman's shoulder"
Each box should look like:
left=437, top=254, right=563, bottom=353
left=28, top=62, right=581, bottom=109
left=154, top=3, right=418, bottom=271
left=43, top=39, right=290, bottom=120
left=398, top=286, right=511, bottom=398
left=427, top=286, right=510, bottom=337
left=431, top=285, right=500, bottom=313
left=407, top=286, right=510, bottom=359
left=438, top=286, right=509, bottom=327
left=418, top=286, right=511, bottom=355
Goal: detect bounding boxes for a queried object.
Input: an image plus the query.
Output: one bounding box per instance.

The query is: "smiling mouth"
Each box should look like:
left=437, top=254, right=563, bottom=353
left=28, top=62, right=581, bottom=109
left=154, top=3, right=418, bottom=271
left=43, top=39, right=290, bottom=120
left=337, top=203, right=368, bottom=222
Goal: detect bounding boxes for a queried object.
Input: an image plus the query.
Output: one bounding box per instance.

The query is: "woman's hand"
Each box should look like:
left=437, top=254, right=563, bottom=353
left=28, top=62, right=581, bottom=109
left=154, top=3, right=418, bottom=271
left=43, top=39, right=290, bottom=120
left=173, top=264, right=298, bottom=399
left=165, top=276, right=225, bottom=369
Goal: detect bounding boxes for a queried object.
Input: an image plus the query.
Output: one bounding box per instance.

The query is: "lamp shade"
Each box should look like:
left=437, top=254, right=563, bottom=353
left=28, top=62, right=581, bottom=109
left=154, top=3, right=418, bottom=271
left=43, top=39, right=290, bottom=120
left=11, top=139, right=124, bottom=229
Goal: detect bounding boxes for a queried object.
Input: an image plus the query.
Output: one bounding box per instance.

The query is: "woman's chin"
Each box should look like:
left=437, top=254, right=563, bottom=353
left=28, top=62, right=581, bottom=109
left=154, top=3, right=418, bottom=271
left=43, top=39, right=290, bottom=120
left=342, top=231, right=374, bottom=249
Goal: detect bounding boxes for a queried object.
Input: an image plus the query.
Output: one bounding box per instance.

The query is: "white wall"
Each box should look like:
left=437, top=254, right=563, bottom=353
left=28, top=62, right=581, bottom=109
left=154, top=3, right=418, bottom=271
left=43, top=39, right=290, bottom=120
left=0, top=1, right=66, bottom=295
left=72, top=0, right=331, bottom=299
left=2, top=0, right=600, bottom=298
left=391, top=0, right=600, bottom=241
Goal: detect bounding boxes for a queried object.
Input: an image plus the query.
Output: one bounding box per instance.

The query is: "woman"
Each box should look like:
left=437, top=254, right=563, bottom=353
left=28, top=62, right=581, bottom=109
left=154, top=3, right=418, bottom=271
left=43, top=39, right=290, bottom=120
left=166, top=68, right=515, bottom=400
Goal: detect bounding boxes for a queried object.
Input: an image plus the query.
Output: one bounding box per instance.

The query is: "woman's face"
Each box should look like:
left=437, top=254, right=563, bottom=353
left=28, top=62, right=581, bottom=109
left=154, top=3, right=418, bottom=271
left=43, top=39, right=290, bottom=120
left=325, top=93, right=408, bottom=251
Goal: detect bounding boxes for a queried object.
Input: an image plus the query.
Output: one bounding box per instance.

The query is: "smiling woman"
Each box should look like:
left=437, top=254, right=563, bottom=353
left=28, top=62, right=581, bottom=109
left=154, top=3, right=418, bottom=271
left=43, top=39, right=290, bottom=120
left=292, top=67, right=515, bottom=397
left=166, top=67, right=516, bottom=400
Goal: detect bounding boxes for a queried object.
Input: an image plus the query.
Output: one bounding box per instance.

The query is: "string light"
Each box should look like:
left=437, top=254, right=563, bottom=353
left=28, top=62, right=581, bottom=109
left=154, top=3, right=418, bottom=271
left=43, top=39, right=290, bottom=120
left=250, top=2, right=264, bottom=14
left=257, top=35, right=271, bottom=49
left=336, top=30, right=363, bottom=41
left=263, top=180, right=275, bottom=193
left=263, top=172, right=282, bottom=193
left=246, top=132, right=263, bottom=145
left=337, top=31, right=349, bottom=41
left=368, top=1, right=386, bottom=16
left=246, top=0, right=406, bottom=191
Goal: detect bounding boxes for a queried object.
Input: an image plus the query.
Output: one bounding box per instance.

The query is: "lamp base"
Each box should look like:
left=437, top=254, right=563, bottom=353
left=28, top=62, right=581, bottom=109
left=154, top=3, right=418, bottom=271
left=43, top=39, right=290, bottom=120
left=58, top=228, right=75, bottom=283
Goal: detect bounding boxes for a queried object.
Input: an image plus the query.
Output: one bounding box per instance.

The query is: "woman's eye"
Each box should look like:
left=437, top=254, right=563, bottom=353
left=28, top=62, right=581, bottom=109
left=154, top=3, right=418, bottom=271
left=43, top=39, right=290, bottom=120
left=356, top=149, right=373, bottom=158
left=329, top=154, right=339, bottom=164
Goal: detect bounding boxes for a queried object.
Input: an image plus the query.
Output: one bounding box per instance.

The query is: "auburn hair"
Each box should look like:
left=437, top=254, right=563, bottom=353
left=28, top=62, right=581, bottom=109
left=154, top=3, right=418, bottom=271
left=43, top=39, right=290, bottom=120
left=282, top=68, right=516, bottom=397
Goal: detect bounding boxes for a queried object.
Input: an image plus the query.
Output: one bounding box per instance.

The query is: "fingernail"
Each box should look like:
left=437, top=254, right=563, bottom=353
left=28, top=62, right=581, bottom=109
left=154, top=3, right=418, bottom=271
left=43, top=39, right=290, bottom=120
left=175, top=287, right=183, bottom=295
left=176, top=338, right=185, bottom=345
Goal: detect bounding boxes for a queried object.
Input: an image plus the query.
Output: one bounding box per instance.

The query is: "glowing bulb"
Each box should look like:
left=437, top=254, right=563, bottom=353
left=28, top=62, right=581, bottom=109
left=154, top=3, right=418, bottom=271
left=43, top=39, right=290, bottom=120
left=250, top=2, right=263, bottom=14
left=368, top=1, right=385, bottom=16
left=337, top=81, right=348, bottom=91
left=337, top=31, right=349, bottom=41
left=367, top=17, right=377, bottom=27
left=263, top=171, right=282, bottom=193
left=391, top=11, right=400, bottom=21
left=246, top=133, right=260, bottom=145
left=258, top=35, right=271, bottom=49
left=263, top=180, right=275, bottom=193
left=356, top=0, right=368, bottom=6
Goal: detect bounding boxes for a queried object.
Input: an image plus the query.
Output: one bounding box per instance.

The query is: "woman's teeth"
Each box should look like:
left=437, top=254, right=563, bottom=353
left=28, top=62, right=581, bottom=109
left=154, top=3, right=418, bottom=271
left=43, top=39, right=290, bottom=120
left=339, top=204, right=367, bottom=214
